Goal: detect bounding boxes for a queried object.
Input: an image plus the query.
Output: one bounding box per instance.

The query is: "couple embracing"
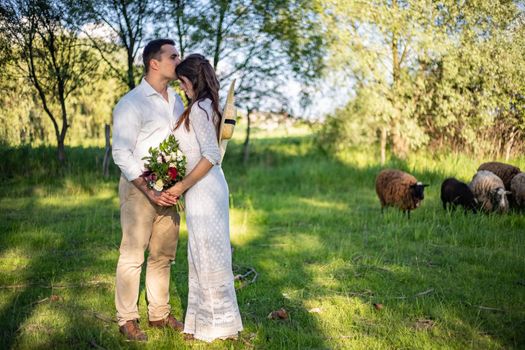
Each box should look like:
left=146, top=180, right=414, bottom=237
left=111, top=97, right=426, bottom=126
left=112, top=39, right=243, bottom=342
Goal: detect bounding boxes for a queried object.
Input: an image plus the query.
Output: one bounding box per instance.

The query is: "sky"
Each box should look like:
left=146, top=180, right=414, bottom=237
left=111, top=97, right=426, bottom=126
left=282, top=76, right=354, bottom=120
left=81, top=20, right=352, bottom=121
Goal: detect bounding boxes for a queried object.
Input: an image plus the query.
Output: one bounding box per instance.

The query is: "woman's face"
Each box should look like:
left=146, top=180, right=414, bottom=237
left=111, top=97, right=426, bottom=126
left=179, top=75, right=194, bottom=99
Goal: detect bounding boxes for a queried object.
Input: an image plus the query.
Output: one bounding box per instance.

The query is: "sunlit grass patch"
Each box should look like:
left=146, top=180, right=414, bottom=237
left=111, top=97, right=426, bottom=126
left=0, top=129, right=524, bottom=349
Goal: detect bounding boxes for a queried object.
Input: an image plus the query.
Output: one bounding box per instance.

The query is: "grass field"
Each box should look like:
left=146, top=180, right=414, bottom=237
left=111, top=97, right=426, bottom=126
left=0, top=126, right=524, bottom=349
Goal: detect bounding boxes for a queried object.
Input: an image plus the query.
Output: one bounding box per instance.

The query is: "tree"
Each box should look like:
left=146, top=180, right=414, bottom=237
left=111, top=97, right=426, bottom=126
left=160, top=0, right=325, bottom=162
left=320, top=0, right=441, bottom=159
left=414, top=1, right=525, bottom=156
left=318, top=0, right=525, bottom=158
left=156, top=0, right=192, bottom=59
left=0, top=0, right=99, bottom=163
left=70, top=0, right=151, bottom=90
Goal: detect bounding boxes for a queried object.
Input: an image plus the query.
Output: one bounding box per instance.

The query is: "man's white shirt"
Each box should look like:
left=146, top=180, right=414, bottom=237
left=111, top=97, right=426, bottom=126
left=112, top=78, right=185, bottom=181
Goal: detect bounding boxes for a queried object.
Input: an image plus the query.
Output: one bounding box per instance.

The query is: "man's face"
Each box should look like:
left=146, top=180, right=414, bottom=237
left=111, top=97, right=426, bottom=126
left=154, top=44, right=181, bottom=80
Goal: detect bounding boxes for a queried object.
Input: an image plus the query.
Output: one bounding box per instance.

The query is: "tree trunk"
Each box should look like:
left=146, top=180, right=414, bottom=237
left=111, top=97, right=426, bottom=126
left=103, top=124, right=112, bottom=177
left=391, top=0, right=400, bottom=85
left=57, top=138, right=66, bottom=165
left=174, top=0, right=186, bottom=58
left=380, top=126, right=387, bottom=165
left=242, top=109, right=252, bottom=165
left=389, top=1, right=405, bottom=159
left=213, top=3, right=227, bottom=70
left=58, top=74, right=69, bottom=166
left=127, top=50, right=135, bottom=90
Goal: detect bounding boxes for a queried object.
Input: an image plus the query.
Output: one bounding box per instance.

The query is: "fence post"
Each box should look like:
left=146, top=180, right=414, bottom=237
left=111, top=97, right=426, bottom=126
left=103, top=124, right=111, bottom=178
left=242, top=109, right=252, bottom=165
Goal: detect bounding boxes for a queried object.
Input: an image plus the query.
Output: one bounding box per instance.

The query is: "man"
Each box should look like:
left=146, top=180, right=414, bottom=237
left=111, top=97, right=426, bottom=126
left=112, top=39, right=184, bottom=341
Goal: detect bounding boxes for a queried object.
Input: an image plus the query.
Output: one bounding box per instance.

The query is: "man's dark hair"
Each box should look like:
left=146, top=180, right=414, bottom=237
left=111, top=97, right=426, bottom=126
left=142, top=39, right=176, bottom=73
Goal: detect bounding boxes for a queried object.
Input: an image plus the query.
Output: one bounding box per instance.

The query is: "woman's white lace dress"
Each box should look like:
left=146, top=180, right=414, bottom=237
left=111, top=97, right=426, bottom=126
left=173, top=98, right=243, bottom=342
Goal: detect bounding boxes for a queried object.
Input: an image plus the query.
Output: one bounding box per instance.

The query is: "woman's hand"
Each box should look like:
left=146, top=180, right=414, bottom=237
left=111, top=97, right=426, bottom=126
left=132, top=177, right=177, bottom=206
left=166, top=157, right=214, bottom=198
left=147, top=189, right=178, bottom=206
left=166, top=181, right=186, bottom=198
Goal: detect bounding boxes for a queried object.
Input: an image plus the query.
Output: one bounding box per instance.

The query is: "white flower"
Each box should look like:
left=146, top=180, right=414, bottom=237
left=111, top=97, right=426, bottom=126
left=170, top=162, right=177, bottom=168
left=164, top=154, right=171, bottom=162
left=153, top=179, right=164, bottom=191
left=157, top=156, right=163, bottom=163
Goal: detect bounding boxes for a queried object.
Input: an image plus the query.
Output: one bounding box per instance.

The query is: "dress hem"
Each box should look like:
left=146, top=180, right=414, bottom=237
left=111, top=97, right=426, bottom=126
left=183, top=326, right=244, bottom=343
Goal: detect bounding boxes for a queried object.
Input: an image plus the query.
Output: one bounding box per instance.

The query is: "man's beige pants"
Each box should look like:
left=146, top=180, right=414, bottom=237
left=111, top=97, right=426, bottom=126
left=115, top=176, right=180, bottom=326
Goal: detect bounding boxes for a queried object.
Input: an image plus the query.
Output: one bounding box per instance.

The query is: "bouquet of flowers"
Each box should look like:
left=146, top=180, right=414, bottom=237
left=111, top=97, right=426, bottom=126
left=141, top=134, right=187, bottom=211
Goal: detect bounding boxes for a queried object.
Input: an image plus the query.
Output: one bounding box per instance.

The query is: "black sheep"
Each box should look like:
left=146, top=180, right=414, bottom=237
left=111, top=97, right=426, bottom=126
left=441, top=178, right=477, bottom=213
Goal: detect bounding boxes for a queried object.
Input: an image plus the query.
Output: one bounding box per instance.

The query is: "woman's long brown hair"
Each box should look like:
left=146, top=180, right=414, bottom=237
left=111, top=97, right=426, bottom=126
left=175, top=54, right=222, bottom=140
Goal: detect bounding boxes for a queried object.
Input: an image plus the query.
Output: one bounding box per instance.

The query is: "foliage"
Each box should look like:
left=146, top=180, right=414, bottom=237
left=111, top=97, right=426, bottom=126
left=0, top=0, right=101, bottom=162
left=0, top=52, right=122, bottom=147
left=68, top=0, right=151, bottom=90
left=141, top=134, right=187, bottom=191
left=0, top=0, right=325, bottom=159
left=2, top=0, right=524, bottom=161
left=158, top=0, right=325, bottom=111
left=317, top=0, right=525, bottom=158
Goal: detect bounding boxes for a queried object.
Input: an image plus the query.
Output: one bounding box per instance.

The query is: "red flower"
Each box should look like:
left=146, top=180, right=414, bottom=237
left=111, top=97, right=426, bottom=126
left=168, top=167, right=178, bottom=180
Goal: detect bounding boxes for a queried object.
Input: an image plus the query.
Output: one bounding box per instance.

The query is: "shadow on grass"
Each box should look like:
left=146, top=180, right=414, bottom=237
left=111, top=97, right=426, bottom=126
left=0, top=195, right=123, bottom=348
left=0, top=145, right=121, bottom=198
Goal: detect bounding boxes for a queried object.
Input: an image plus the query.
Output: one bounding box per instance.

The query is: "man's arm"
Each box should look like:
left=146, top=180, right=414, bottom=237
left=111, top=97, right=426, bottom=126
left=112, top=100, right=144, bottom=181
left=112, top=100, right=177, bottom=206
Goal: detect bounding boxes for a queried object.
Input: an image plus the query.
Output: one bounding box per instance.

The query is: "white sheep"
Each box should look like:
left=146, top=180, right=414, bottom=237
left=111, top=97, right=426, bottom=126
left=469, top=170, right=510, bottom=213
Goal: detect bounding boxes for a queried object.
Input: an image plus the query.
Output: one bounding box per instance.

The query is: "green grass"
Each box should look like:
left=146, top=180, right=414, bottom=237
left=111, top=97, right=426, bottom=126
left=0, top=129, right=524, bottom=349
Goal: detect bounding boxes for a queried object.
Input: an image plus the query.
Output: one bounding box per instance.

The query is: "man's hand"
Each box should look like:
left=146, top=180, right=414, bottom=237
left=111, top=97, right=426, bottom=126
left=132, top=177, right=178, bottom=207
left=146, top=189, right=178, bottom=207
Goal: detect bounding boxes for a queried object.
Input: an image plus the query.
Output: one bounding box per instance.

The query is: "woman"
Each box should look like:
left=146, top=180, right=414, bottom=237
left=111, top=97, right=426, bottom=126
left=167, top=54, right=243, bottom=342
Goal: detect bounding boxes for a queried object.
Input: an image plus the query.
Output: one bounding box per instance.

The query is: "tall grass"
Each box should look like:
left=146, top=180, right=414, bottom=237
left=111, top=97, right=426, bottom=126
left=0, top=131, right=524, bottom=349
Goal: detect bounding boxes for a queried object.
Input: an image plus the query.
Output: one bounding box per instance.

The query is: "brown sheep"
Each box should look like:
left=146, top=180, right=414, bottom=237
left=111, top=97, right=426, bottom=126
left=478, top=162, right=521, bottom=191
left=510, top=173, right=525, bottom=208
left=375, top=169, right=428, bottom=219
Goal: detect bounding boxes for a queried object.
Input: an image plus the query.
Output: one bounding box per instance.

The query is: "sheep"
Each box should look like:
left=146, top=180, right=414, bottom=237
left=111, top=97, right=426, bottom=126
left=469, top=170, right=510, bottom=213
left=375, top=169, right=428, bottom=219
left=510, top=173, right=525, bottom=209
left=478, top=162, right=521, bottom=191
left=440, top=177, right=477, bottom=213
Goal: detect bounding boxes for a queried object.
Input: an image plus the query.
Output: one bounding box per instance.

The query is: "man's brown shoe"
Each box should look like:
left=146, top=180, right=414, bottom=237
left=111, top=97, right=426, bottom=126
left=149, top=314, right=184, bottom=332
left=119, top=319, right=147, bottom=341
left=183, top=333, right=195, bottom=341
